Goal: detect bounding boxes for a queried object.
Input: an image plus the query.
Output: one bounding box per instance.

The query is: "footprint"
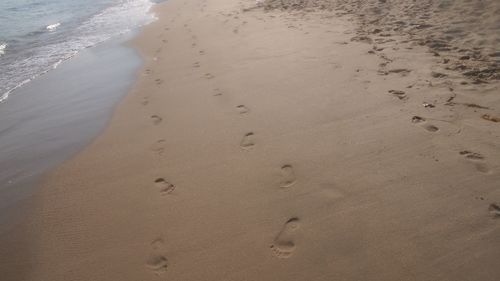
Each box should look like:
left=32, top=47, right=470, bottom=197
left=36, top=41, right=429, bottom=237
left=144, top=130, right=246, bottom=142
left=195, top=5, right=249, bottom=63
left=146, top=238, right=168, bottom=275
left=154, top=178, right=175, bottom=195
left=141, top=97, right=149, bottom=106
left=199, top=50, right=205, bottom=55
left=155, top=78, right=163, bottom=85
left=270, top=218, right=300, bottom=258
left=388, top=90, right=407, bottom=100
left=460, top=151, right=491, bottom=174
left=146, top=255, right=168, bottom=275
left=236, top=105, right=249, bottom=114
left=193, top=62, right=200, bottom=68
left=459, top=150, right=484, bottom=160
left=280, top=165, right=296, bottom=188
left=489, top=203, right=500, bottom=218
left=151, top=115, right=162, bottom=125
left=240, top=132, right=255, bottom=149
left=411, top=116, right=426, bottom=123
left=151, top=238, right=164, bottom=250
left=213, top=88, right=222, bottom=96
left=150, top=139, right=166, bottom=154
left=423, top=124, right=439, bottom=132
left=411, top=116, right=439, bottom=133
left=204, top=73, right=214, bottom=79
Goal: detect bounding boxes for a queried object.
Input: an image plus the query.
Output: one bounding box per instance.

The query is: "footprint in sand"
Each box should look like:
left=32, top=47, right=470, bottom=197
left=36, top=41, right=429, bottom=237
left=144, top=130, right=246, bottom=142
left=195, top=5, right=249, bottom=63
left=411, top=116, right=439, bottom=133
left=150, top=139, right=166, bottom=154
left=236, top=105, right=249, bottom=114
left=388, top=90, right=407, bottom=100
left=489, top=204, right=500, bottom=218
left=146, top=238, right=168, bottom=275
left=280, top=165, right=296, bottom=188
left=459, top=151, right=491, bottom=174
left=151, top=115, right=163, bottom=125
left=204, top=73, right=214, bottom=79
left=154, top=178, right=175, bottom=195
left=155, top=78, right=163, bottom=85
left=199, top=50, right=205, bottom=55
left=141, top=97, right=149, bottom=106
left=193, top=62, right=200, bottom=68
left=240, top=132, right=255, bottom=149
left=213, top=88, right=222, bottom=96
left=270, top=218, right=300, bottom=258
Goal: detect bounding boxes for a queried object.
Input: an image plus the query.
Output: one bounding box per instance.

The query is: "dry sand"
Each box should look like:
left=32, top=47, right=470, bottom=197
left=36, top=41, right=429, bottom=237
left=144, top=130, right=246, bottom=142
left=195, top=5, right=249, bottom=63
left=14, top=0, right=500, bottom=280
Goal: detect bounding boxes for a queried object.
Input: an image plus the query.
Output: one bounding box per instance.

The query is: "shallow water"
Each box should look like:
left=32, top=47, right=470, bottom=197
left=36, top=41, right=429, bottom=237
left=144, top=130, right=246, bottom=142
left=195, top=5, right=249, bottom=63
left=0, top=32, right=142, bottom=234
left=0, top=0, right=156, bottom=103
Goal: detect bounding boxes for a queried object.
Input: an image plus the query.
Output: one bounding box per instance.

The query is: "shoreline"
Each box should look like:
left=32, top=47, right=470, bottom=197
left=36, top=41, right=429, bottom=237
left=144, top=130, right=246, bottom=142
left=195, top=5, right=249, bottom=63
left=0, top=25, right=146, bottom=281
left=9, top=0, right=500, bottom=280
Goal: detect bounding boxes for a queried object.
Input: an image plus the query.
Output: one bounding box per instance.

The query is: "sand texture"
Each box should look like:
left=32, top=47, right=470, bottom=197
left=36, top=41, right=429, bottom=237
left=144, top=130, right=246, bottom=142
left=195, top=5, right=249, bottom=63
left=17, top=0, right=500, bottom=280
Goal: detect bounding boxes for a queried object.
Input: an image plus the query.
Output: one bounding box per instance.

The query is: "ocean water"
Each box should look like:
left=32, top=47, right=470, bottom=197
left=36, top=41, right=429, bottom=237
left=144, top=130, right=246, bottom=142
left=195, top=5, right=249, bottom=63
left=0, top=0, right=158, bottom=103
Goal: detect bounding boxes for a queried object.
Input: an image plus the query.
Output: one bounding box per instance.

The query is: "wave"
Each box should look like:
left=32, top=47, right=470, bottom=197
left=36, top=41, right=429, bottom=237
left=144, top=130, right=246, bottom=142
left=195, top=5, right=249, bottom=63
left=0, top=0, right=156, bottom=104
left=46, top=23, right=61, bottom=31
left=0, top=79, right=31, bottom=103
left=0, top=44, right=6, bottom=57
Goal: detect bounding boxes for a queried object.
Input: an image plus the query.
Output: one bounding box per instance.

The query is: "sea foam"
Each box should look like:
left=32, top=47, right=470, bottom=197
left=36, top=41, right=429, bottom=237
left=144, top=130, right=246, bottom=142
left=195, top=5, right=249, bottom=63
left=46, top=23, right=61, bottom=31
left=0, top=44, right=6, bottom=57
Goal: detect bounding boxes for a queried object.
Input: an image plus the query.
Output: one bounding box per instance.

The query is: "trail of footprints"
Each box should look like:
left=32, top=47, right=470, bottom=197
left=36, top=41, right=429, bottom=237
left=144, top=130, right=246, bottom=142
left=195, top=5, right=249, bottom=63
left=141, top=16, right=499, bottom=272
left=140, top=18, right=310, bottom=267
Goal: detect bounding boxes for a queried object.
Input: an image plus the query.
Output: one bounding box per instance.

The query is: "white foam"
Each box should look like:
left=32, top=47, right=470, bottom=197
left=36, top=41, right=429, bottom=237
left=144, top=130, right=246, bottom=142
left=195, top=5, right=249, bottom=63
left=0, top=79, right=31, bottom=103
left=46, top=23, right=61, bottom=31
left=0, top=0, right=157, bottom=104
left=0, top=44, right=6, bottom=57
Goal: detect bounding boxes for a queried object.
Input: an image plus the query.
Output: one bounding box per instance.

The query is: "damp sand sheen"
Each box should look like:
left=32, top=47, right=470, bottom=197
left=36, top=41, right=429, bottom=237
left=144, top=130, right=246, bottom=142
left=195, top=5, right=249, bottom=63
left=14, top=0, right=500, bottom=281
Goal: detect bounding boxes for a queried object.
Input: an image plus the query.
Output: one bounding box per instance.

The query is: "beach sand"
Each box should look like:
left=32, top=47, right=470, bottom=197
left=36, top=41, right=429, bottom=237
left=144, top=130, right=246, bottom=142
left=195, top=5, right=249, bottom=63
left=15, top=0, right=500, bottom=280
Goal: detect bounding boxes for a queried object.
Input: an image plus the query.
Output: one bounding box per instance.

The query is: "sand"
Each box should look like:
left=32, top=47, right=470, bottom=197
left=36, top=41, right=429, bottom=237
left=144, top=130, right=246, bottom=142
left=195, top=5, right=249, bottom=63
left=14, top=0, right=500, bottom=280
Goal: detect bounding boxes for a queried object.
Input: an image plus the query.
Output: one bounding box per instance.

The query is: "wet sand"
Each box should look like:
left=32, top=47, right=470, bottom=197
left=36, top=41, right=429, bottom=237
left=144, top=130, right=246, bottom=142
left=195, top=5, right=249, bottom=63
left=0, top=34, right=141, bottom=280
left=15, top=0, right=500, bottom=280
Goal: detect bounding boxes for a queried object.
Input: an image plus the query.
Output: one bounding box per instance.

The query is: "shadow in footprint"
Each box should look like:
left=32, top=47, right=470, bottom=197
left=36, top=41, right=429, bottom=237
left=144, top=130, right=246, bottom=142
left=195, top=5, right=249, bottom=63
left=240, top=132, right=255, bottom=149
left=388, top=90, right=407, bottom=100
left=146, top=238, right=168, bottom=275
left=236, top=105, right=249, bottom=114
left=154, top=178, right=175, bottom=195
left=411, top=116, right=439, bottom=133
left=150, top=139, right=166, bottom=154
left=280, top=165, right=296, bottom=188
left=489, top=203, right=500, bottom=218
left=460, top=151, right=491, bottom=174
left=270, top=218, right=300, bottom=258
left=146, top=255, right=168, bottom=275
left=151, top=115, right=162, bottom=125
left=213, top=88, right=222, bottom=96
